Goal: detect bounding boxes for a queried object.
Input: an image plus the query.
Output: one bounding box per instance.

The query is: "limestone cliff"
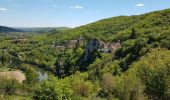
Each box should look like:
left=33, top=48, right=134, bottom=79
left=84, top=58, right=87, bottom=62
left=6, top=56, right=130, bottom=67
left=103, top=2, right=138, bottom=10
left=84, top=39, right=100, bottom=61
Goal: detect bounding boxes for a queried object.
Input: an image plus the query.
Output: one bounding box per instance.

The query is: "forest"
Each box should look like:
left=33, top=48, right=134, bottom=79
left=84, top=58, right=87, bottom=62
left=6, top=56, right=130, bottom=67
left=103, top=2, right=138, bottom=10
left=0, top=8, right=170, bottom=100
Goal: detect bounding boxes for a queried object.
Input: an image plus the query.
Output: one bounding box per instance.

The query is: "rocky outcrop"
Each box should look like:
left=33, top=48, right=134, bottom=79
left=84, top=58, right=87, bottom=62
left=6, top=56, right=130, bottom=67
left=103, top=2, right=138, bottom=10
left=83, top=39, right=121, bottom=61
left=55, top=60, right=64, bottom=78
left=84, top=39, right=100, bottom=61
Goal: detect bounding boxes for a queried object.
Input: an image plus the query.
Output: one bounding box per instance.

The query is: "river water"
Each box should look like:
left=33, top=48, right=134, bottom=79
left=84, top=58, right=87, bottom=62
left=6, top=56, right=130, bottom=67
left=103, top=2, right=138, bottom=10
left=37, top=69, right=48, bottom=82
left=24, top=63, right=49, bottom=82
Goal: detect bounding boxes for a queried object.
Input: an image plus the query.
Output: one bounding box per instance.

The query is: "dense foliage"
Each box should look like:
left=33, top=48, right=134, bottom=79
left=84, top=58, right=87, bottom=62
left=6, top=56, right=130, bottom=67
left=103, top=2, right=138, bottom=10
left=0, top=8, right=170, bottom=100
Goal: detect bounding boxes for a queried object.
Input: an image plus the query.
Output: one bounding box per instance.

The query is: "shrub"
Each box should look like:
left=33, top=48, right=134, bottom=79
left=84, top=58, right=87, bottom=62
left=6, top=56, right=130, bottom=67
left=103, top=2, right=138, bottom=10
left=0, top=77, right=21, bottom=95
left=133, top=48, right=170, bottom=99
left=68, top=72, right=100, bottom=98
left=33, top=76, right=74, bottom=100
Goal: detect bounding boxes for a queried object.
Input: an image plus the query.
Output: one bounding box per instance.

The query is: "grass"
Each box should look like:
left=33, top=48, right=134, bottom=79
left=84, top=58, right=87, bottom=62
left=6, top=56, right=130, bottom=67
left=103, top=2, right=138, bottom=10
left=0, top=95, right=32, bottom=100
left=0, top=70, right=26, bottom=83
left=0, top=67, right=15, bottom=72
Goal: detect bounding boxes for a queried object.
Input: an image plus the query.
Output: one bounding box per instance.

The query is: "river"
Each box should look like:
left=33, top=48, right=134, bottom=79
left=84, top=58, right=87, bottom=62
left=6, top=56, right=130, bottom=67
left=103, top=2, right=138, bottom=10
left=24, top=63, right=49, bottom=82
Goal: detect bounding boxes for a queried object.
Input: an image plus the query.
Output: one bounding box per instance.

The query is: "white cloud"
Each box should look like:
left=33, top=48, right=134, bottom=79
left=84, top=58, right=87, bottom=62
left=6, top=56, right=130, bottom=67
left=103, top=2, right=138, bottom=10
left=75, top=6, right=83, bottom=9
left=135, top=4, right=145, bottom=7
left=0, top=7, right=8, bottom=11
left=70, top=6, right=84, bottom=9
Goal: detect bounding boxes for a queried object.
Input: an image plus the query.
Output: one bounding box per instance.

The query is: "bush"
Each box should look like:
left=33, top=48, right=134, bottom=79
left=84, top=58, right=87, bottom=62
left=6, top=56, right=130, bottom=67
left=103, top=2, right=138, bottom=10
left=72, top=79, right=96, bottom=97
left=0, top=77, right=21, bottom=95
left=68, top=72, right=100, bottom=98
left=133, top=48, right=170, bottom=99
left=20, top=64, right=38, bottom=84
left=164, top=75, right=170, bottom=100
left=33, top=76, right=74, bottom=100
left=101, top=73, right=117, bottom=100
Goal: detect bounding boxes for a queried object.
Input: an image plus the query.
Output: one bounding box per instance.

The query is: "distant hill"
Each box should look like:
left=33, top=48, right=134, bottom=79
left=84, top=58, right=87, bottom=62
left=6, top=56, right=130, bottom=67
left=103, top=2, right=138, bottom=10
left=0, top=26, right=22, bottom=33
left=15, top=27, right=71, bottom=33
left=51, top=8, right=170, bottom=42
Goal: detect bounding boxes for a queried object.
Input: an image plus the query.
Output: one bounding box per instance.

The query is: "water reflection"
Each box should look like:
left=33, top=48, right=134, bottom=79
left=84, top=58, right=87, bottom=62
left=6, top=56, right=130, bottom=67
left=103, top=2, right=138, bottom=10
left=24, top=63, right=48, bottom=82
left=38, top=70, right=48, bottom=82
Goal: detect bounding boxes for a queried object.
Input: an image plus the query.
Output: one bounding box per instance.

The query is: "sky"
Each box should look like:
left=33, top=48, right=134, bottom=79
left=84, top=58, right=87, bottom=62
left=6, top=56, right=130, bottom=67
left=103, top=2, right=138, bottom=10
left=0, top=0, right=170, bottom=27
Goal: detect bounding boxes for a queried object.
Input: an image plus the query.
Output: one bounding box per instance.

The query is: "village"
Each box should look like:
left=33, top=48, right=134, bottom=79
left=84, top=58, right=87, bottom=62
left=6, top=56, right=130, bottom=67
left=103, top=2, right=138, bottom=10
left=53, top=37, right=121, bottom=53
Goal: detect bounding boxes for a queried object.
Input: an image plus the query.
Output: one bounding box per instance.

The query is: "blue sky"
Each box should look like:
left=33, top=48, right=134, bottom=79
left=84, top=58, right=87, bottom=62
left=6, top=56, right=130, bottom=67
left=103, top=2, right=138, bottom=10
left=0, top=0, right=170, bottom=27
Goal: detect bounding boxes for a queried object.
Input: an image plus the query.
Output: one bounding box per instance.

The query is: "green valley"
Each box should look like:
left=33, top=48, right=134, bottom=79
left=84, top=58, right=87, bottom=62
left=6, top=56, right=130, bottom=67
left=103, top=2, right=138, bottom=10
left=0, top=8, right=170, bottom=100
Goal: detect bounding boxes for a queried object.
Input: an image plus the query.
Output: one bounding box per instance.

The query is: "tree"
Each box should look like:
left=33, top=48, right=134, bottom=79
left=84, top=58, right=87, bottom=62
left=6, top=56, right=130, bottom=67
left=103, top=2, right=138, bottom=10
left=130, top=28, right=137, bottom=39
left=134, top=48, right=170, bottom=99
left=34, top=76, right=74, bottom=100
left=117, top=70, right=140, bottom=100
left=69, top=72, right=100, bottom=98
left=164, top=75, right=170, bottom=100
left=101, top=73, right=117, bottom=100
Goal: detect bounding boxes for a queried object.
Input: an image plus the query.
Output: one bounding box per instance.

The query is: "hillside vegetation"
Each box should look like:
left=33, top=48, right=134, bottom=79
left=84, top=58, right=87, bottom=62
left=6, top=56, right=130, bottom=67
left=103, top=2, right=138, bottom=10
left=50, top=9, right=170, bottom=42
left=16, top=27, right=71, bottom=33
left=0, top=8, right=170, bottom=100
left=0, top=26, right=22, bottom=33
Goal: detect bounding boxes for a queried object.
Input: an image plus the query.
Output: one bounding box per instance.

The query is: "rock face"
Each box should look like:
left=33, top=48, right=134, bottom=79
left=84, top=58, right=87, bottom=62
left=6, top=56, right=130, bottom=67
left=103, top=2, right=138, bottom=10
left=83, top=39, right=121, bottom=61
left=84, top=39, right=100, bottom=61
left=55, top=60, right=63, bottom=78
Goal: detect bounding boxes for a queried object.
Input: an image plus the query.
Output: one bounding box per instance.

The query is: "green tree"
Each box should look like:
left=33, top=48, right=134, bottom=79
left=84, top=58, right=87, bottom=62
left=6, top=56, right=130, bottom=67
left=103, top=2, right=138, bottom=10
left=133, top=48, right=170, bottom=99
left=34, top=76, right=74, bottom=100
left=101, top=73, right=117, bottom=100
left=130, top=28, right=137, bottom=39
